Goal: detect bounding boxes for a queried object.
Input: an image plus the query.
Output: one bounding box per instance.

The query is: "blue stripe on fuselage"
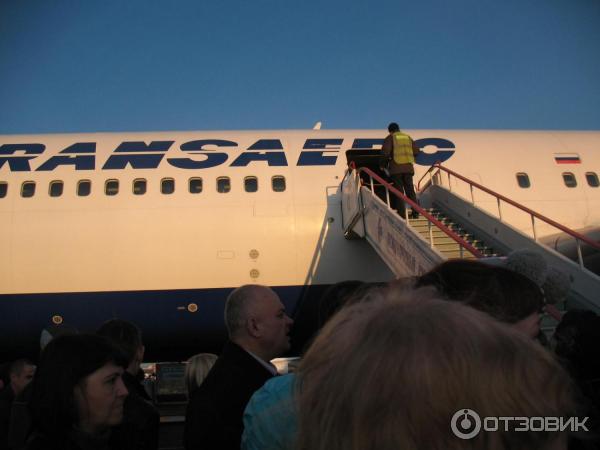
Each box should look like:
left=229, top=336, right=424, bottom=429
left=0, top=284, right=328, bottom=362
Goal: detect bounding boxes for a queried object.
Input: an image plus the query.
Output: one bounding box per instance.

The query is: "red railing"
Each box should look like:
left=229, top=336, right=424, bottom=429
left=417, top=163, right=600, bottom=269
left=350, top=163, right=564, bottom=322
left=348, top=163, right=484, bottom=258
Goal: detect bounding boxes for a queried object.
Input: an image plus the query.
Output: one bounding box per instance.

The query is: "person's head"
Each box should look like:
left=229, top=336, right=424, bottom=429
left=388, top=122, right=400, bottom=133
left=184, top=353, right=218, bottom=395
left=287, top=281, right=386, bottom=355
left=553, top=309, right=600, bottom=382
left=9, top=359, right=36, bottom=396
left=317, top=280, right=365, bottom=329
left=224, top=284, right=293, bottom=361
left=97, top=319, right=144, bottom=375
left=502, top=250, right=571, bottom=305
left=297, top=290, right=575, bottom=450
left=29, top=334, right=129, bottom=439
left=416, top=259, right=544, bottom=337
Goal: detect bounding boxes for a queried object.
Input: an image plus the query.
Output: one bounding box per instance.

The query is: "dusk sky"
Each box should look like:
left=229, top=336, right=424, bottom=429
left=1, top=0, right=599, bottom=134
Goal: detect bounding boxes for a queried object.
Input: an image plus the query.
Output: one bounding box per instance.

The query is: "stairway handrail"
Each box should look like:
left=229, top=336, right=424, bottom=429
left=353, top=164, right=565, bottom=322
left=417, top=163, right=600, bottom=259
left=416, top=163, right=442, bottom=191
left=349, top=163, right=485, bottom=258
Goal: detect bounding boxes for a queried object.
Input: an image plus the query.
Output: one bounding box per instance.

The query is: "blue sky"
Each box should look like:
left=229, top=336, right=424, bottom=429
left=1, top=0, right=599, bottom=133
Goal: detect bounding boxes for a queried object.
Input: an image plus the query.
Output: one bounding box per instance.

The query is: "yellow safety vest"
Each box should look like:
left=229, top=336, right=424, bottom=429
left=392, top=132, right=415, bottom=164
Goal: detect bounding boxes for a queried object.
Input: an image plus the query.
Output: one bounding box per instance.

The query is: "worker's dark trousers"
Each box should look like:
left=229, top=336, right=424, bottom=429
left=390, top=172, right=418, bottom=217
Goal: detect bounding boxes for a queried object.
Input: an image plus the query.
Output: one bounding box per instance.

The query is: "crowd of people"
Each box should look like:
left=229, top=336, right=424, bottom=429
left=1, top=256, right=599, bottom=450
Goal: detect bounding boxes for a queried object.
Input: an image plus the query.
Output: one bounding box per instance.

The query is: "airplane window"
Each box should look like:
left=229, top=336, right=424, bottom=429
left=586, top=172, right=599, bottom=188
left=0, top=182, right=7, bottom=198
left=562, top=172, right=577, bottom=188
left=189, top=178, right=203, bottom=194
left=516, top=173, right=530, bottom=188
left=272, top=176, right=286, bottom=192
left=77, top=180, right=91, bottom=197
left=133, top=179, right=147, bottom=195
left=21, top=181, right=36, bottom=198
left=217, top=177, right=231, bottom=193
left=49, top=181, right=64, bottom=197
left=105, top=179, right=119, bottom=196
left=161, top=178, right=175, bottom=195
left=244, top=176, right=258, bottom=193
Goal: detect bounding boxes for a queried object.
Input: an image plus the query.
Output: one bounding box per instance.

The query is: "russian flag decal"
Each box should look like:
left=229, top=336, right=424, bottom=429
left=554, top=153, right=581, bottom=164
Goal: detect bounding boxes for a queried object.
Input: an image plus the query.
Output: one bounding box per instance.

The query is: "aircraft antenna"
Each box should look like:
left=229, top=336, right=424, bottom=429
left=313, top=121, right=322, bottom=130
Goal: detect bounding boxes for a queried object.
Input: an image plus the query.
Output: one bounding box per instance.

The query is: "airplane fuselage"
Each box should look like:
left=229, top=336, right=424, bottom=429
left=1, top=129, right=599, bottom=360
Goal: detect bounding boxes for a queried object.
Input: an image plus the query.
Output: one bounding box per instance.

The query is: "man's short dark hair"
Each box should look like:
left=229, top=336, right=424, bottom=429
left=388, top=123, right=400, bottom=133
left=416, top=260, right=544, bottom=323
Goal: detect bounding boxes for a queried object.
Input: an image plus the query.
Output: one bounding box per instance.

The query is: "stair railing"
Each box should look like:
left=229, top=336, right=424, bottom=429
left=417, top=163, right=600, bottom=270
left=348, top=163, right=484, bottom=258
left=349, top=163, right=564, bottom=322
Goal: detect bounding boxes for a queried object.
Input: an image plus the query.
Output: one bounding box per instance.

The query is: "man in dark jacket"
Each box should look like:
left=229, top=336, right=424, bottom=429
left=184, top=285, right=293, bottom=450
left=0, top=360, right=35, bottom=450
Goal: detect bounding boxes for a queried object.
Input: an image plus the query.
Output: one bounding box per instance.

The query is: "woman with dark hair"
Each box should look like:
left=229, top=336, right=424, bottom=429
left=25, top=334, right=129, bottom=450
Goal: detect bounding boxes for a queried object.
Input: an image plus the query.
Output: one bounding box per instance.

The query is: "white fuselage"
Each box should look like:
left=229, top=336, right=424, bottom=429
left=1, top=129, right=598, bottom=360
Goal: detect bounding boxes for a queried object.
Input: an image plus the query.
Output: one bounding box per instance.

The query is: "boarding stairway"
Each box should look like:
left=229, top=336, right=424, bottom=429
left=341, top=157, right=600, bottom=322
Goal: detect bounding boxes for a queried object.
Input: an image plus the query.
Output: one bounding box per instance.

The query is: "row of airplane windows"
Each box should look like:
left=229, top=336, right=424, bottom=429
left=0, top=176, right=287, bottom=199
left=0, top=172, right=597, bottom=199
left=516, top=172, right=599, bottom=188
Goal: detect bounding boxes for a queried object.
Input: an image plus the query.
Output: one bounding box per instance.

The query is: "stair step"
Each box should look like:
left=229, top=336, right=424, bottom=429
left=418, top=232, right=479, bottom=245
left=422, top=237, right=463, bottom=246
left=414, top=229, right=458, bottom=238
left=411, top=222, right=465, bottom=233
left=438, top=249, right=479, bottom=259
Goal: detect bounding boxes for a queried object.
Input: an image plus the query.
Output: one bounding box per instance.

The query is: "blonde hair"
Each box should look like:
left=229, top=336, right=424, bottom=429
left=185, top=353, right=218, bottom=395
left=296, top=288, right=575, bottom=450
